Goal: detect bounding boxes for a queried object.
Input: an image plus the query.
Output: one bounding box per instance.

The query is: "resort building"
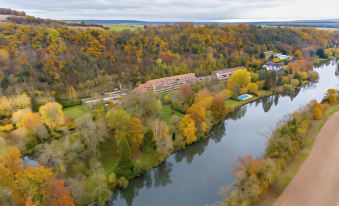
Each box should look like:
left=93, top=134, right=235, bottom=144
left=273, top=53, right=292, bottom=61
left=262, top=62, right=283, bottom=71
left=83, top=89, right=127, bottom=106
left=212, top=67, right=244, bottom=80
left=135, top=73, right=197, bottom=93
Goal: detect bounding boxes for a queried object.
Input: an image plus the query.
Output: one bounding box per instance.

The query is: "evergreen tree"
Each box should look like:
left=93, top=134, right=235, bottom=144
left=141, top=129, right=156, bottom=152
left=264, top=72, right=272, bottom=90
left=116, top=137, right=133, bottom=177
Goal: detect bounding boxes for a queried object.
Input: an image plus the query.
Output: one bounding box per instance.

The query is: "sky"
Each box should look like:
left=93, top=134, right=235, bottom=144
left=1, top=0, right=338, bottom=21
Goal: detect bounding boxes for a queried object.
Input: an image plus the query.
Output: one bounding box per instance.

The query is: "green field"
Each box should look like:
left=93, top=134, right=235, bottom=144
left=63, top=105, right=88, bottom=119
left=108, top=24, right=144, bottom=32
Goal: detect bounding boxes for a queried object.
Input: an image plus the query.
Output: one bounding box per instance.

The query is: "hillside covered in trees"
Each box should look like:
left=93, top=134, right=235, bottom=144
left=1, top=10, right=339, bottom=206
left=0, top=17, right=338, bottom=101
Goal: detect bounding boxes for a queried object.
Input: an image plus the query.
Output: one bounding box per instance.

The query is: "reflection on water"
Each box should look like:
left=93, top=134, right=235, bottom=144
left=110, top=60, right=338, bottom=206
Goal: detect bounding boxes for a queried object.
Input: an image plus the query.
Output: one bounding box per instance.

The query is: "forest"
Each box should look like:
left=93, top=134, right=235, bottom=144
left=1, top=10, right=339, bottom=206
left=0, top=15, right=338, bottom=102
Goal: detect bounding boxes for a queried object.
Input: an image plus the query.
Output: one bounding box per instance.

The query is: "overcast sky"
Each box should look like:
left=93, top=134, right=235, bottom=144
left=1, top=0, right=338, bottom=21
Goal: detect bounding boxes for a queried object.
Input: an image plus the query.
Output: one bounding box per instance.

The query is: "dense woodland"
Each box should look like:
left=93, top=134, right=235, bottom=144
left=0, top=10, right=339, bottom=206
left=0, top=17, right=338, bottom=101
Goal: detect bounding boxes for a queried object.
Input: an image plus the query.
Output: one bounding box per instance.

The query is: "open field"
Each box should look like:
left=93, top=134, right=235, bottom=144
left=274, top=108, right=339, bottom=206
left=63, top=105, right=88, bottom=119
left=108, top=24, right=144, bottom=31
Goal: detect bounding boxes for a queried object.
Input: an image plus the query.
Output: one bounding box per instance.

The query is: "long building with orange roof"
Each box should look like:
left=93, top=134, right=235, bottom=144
left=135, top=73, right=197, bottom=93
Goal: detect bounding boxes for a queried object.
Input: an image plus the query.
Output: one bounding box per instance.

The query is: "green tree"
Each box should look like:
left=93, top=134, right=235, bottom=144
left=142, top=129, right=156, bottom=152
left=116, top=137, right=133, bottom=177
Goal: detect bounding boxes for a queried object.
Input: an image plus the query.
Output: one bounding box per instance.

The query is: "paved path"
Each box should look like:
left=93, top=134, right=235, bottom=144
left=274, top=111, right=339, bottom=206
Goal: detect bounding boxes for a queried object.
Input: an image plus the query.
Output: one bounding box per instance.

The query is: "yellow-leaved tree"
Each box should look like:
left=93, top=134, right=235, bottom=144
left=39, top=102, right=64, bottom=131
left=227, top=69, right=251, bottom=96
left=0, top=147, right=74, bottom=206
left=125, top=117, right=145, bottom=152
left=179, top=114, right=197, bottom=145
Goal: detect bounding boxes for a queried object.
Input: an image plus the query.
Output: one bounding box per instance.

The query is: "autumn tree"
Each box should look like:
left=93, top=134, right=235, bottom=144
left=125, top=117, right=144, bottom=152
left=39, top=102, right=64, bottom=132
left=105, top=108, right=130, bottom=131
left=312, top=100, right=325, bottom=120
left=247, top=83, right=259, bottom=93
left=187, top=103, right=207, bottom=135
left=0, top=147, right=74, bottom=205
left=179, top=114, right=197, bottom=145
left=210, top=95, right=227, bottom=124
left=150, top=119, right=172, bottom=153
left=42, top=177, right=75, bottom=206
left=227, top=69, right=251, bottom=96
left=325, top=89, right=338, bottom=105
left=76, top=114, right=107, bottom=155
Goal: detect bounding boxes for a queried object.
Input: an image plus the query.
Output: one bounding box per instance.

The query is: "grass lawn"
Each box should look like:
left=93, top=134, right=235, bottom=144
left=63, top=105, right=88, bottom=119
left=225, top=95, right=259, bottom=111
left=100, top=136, right=160, bottom=176
left=255, top=90, right=273, bottom=97
left=161, top=105, right=174, bottom=122
left=100, top=138, right=120, bottom=174
left=134, top=151, right=160, bottom=170
left=108, top=24, right=144, bottom=32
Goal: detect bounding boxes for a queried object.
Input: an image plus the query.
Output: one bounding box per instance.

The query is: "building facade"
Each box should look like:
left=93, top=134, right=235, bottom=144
left=212, top=67, right=243, bottom=80
left=135, top=73, right=197, bottom=93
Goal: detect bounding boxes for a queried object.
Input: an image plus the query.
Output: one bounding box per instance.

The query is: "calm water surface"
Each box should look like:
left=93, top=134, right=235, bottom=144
left=110, top=60, right=339, bottom=206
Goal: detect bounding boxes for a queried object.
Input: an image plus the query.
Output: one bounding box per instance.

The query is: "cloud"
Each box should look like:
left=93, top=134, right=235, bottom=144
left=0, top=0, right=338, bottom=21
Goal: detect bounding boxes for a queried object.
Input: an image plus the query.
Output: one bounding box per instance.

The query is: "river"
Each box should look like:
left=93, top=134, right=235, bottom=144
left=110, top=60, right=339, bottom=206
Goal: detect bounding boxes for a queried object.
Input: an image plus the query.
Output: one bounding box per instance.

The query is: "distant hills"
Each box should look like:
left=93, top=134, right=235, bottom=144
left=66, top=19, right=339, bottom=28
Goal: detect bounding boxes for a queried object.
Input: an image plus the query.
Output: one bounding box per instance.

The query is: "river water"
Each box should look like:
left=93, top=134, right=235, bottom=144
left=110, top=60, right=339, bottom=206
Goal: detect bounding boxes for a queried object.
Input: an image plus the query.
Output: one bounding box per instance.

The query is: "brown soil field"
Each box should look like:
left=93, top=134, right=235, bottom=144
left=274, top=111, right=339, bottom=206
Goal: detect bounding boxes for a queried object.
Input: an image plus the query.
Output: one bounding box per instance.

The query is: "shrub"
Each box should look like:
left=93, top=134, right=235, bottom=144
left=324, top=89, right=338, bottom=105
left=0, top=124, right=14, bottom=132
left=291, top=79, right=300, bottom=88
left=117, top=177, right=129, bottom=189
left=247, top=83, right=259, bottom=93
left=60, top=99, right=82, bottom=108
left=283, top=84, right=293, bottom=92
left=312, top=100, right=325, bottom=120
left=275, top=86, right=284, bottom=94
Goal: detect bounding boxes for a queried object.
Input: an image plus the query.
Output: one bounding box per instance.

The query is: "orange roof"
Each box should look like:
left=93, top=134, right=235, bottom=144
left=137, top=73, right=196, bottom=89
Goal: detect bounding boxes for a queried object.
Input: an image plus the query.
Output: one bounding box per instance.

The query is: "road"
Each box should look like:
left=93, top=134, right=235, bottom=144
left=274, top=111, right=339, bottom=206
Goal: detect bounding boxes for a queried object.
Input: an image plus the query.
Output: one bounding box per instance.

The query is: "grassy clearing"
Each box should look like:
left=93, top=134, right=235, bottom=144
left=108, top=24, right=144, bottom=32
left=161, top=105, right=174, bottom=122
left=225, top=96, right=259, bottom=111
left=261, top=104, right=339, bottom=205
left=255, top=90, right=274, bottom=97
left=161, top=105, right=183, bottom=122
left=100, top=136, right=160, bottom=176
left=135, top=151, right=160, bottom=169
left=100, top=138, right=120, bottom=173
left=63, top=105, right=88, bottom=119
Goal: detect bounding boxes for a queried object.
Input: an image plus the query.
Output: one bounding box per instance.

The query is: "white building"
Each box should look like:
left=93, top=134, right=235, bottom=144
left=212, top=67, right=243, bottom=80
left=262, top=62, right=283, bottom=71
left=274, top=54, right=291, bottom=61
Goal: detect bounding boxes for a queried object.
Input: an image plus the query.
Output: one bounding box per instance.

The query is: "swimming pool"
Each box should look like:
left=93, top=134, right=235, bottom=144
left=237, top=94, right=253, bottom=101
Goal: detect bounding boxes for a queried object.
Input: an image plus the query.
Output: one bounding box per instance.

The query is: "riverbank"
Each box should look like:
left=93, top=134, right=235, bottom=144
left=110, top=60, right=338, bottom=206
left=273, top=106, right=339, bottom=206
left=220, top=90, right=339, bottom=206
